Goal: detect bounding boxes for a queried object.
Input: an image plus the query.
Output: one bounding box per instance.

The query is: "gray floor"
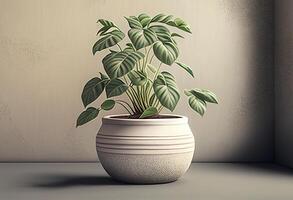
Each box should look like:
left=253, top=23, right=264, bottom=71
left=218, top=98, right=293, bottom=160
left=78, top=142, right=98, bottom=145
left=1, top=163, right=293, bottom=200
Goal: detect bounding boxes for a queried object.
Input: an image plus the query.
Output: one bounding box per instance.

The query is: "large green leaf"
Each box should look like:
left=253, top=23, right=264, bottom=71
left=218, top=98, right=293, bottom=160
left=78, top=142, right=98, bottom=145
left=128, top=28, right=157, bottom=50
left=103, top=51, right=144, bottom=79
left=92, top=30, right=125, bottom=54
left=189, top=89, right=218, bottom=104
left=153, top=41, right=179, bottom=65
left=76, top=107, right=99, bottom=127
left=102, top=51, right=117, bottom=65
left=167, top=18, right=192, bottom=33
left=153, top=71, right=180, bottom=111
left=105, top=79, right=128, bottom=98
left=97, top=19, right=117, bottom=35
left=149, top=25, right=172, bottom=43
left=175, top=62, right=194, bottom=77
left=171, top=33, right=184, bottom=38
left=101, top=99, right=115, bottom=110
left=139, top=107, right=158, bottom=118
left=184, top=88, right=218, bottom=116
left=188, top=96, right=206, bottom=116
left=150, top=14, right=173, bottom=23
left=150, top=14, right=191, bottom=33
left=81, top=77, right=108, bottom=107
left=138, top=13, right=152, bottom=27
left=125, top=16, right=142, bottom=29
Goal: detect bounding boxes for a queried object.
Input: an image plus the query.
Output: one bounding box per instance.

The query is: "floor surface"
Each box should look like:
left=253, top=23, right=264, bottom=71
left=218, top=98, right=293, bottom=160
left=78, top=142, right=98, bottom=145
left=0, top=163, right=293, bottom=200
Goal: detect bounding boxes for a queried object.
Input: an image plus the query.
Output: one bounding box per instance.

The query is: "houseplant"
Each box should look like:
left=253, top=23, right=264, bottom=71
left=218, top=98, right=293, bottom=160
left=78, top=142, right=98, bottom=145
left=77, top=13, right=218, bottom=184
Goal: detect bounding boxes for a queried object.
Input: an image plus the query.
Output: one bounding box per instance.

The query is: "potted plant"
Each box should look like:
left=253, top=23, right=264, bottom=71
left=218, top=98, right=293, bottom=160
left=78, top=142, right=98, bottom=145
left=77, top=13, right=218, bottom=184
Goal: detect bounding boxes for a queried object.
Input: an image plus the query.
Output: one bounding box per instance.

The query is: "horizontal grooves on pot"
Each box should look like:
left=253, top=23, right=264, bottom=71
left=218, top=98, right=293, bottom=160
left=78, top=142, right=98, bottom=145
left=96, top=135, right=193, bottom=145
left=96, top=147, right=194, bottom=155
left=97, top=115, right=194, bottom=155
left=96, top=134, right=191, bottom=139
left=97, top=143, right=194, bottom=149
left=96, top=134, right=194, bottom=155
left=96, top=140, right=193, bottom=146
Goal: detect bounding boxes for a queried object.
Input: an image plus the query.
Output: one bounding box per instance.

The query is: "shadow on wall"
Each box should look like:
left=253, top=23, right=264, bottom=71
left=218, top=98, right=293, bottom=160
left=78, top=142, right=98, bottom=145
left=217, top=0, right=274, bottom=161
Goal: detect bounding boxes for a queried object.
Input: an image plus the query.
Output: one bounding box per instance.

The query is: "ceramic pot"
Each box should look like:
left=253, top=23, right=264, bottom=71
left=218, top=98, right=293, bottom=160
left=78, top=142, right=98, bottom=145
left=96, top=114, right=194, bottom=184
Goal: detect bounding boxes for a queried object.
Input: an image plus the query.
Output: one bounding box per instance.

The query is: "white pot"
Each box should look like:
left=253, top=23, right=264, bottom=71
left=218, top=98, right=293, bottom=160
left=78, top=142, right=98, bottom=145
left=96, top=114, right=194, bottom=184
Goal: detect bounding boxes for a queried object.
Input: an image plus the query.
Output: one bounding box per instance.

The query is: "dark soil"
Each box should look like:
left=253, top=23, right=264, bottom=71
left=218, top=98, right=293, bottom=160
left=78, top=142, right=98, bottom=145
left=110, top=114, right=181, bottom=119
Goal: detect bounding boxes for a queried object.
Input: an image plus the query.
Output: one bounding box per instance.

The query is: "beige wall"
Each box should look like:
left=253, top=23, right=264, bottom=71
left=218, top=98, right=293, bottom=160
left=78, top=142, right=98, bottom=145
left=0, top=0, right=274, bottom=162
left=275, top=0, right=293, bottom=167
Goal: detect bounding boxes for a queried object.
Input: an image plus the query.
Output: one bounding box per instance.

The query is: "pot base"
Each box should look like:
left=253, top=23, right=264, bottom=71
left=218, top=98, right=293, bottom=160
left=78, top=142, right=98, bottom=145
left=98, top=152, right=193, bottom=184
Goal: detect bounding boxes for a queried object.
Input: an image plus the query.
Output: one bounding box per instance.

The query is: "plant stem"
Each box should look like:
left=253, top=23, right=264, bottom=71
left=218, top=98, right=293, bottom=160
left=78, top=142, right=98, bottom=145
left=116, top=44, right=122, bottom=51
left=145, top=46, right=152, bottom=64
left=153, top=62, right=162, bottom=81
left=136, top=86, right=147, bottom=110
left=129, top=87, right=144, bottom=112
left=116, top=102, right=132, bottom=115
left=149, top=54, right=155, bottom=64
left=140, top=85, right=148, bottom=109
left=116, top=100, right=135, bottom=113
left=158, top=105, right=163, bottom=113
left=145, top=62, right=162, bottom=102
left=123, top=76, right=129, bottom=85
left=125, top=90, right=139, bottom=113
left=154, top=97, right=160, bottom=108
left=142, top=47, right=147, bottom=72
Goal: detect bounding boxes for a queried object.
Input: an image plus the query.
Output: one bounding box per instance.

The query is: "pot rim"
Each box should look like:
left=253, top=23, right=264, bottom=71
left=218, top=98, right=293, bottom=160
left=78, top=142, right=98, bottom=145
left=102, top=114, right=188, bottom=125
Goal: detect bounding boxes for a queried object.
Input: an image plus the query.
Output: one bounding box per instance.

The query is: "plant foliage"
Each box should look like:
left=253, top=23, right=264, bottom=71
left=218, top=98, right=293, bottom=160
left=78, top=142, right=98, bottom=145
left=77, top=13, right=218, bottom=126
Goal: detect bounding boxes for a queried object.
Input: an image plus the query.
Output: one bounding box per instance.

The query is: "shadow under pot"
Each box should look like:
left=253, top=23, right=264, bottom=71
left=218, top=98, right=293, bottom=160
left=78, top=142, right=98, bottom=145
left=96, top=114, right=194, bottom=184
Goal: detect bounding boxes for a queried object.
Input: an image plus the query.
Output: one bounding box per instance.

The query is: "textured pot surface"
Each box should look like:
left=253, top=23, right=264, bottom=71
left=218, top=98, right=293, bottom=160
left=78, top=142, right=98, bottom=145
left=96, top=114, right=194, bottom=184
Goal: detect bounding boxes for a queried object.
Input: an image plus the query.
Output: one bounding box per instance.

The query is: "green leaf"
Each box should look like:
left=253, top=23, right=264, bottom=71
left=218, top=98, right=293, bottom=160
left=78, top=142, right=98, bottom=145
left=167, top=18, right=192, bottom=33
left=149, top=25, right=172, bottom=43
left=189, top=89, right=218, bottom=104
left=97, top=19, right=117, bottom=35
left=140, top=107, right=158, bottom=118
left=81, top=77, right=107, bottom=107
left=105, top=79, right=128, bottom=98
left=175, top=62, right=194, bottom=77
left=92, top=30, right=125, bottom=54
left=171, top=33, right=184, bottom=38
left=102, top=51, right=117, bottom=65
left=188, top=96, right=206, bottom=116
left=125, top=16, right=142, bottom=29
left=151, top=14, right=173, bottom=23
left=153, top=41, right=179, bottom=65
left=150, top=15, right=191, bottom=33
left=101, top=99, right=115, bottom=110
left=76, top=107, right=99, bottom=127
left=138, top=13, right=152, bottom=27
left=123, top=46, right=134, bottom=52
left=153, top=71, right=180, bottom=111
left=128, top=28, right=157, bottom=50
left=127, top=71, right=147, bottom=86
left=103, top=51, right=144, bottom=79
